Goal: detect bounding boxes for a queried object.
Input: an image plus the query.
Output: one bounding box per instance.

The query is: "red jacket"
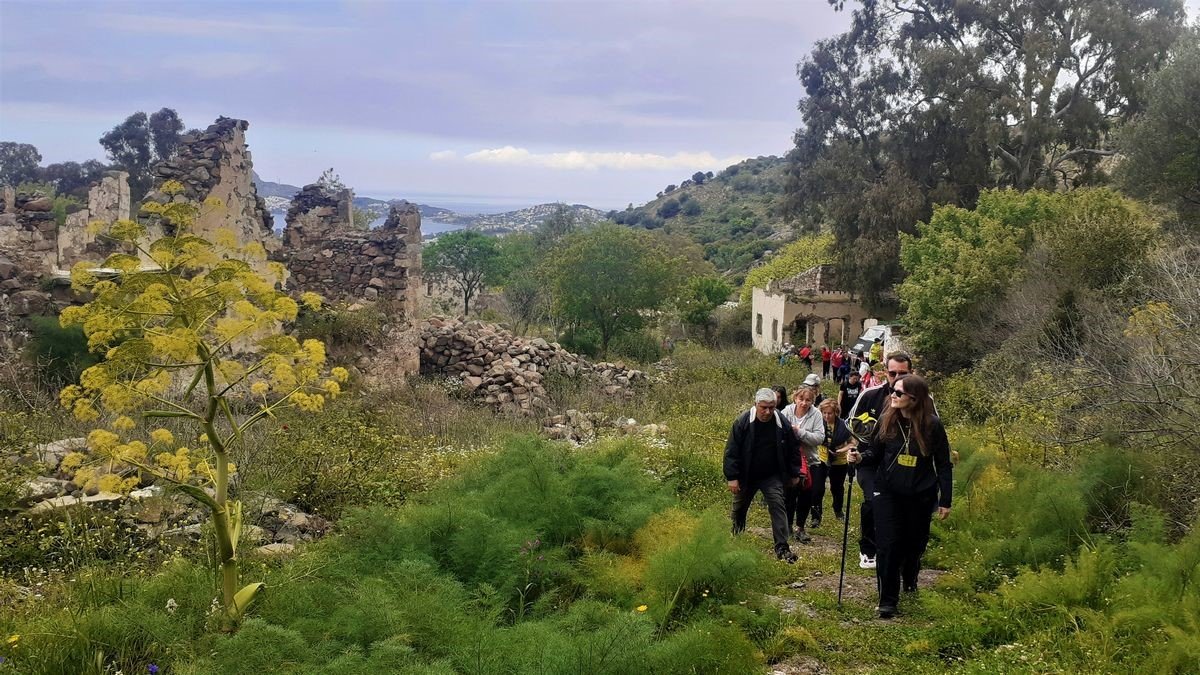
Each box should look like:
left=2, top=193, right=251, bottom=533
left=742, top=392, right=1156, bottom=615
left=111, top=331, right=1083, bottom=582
left=821, top=348, right=832, bottom=362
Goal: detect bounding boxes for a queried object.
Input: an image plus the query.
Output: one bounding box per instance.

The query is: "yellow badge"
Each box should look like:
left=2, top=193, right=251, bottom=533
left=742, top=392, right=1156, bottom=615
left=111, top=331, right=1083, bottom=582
left=898, top=453, right=917, bottom=467
left=818, top=446, right=829, bottom=463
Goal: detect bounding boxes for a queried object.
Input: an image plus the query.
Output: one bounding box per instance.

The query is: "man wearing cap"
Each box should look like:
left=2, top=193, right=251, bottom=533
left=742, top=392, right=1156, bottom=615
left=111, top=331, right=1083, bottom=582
left=803, top=373, right=826, bottom=407
left=724, top=388, right=806, bottom=563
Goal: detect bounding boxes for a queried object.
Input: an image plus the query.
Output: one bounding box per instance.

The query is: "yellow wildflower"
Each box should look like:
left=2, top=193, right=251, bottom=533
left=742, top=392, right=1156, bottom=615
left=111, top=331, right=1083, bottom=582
left=111, top=415, right=136, bottom=432
left=322, top=380, right=341, bottom=398
left=299, top=291, right=323, bottom=311
left=273, top=296, right=299, bottom=321
left=636, top=605, right=648, bottom=612
left=331, top=367, right=350, bottom=383
left=150, top=428, right=175, bottom=446
left=88, top=429, right=121, bottom=455
left=250, top=381, right=270, bottom=397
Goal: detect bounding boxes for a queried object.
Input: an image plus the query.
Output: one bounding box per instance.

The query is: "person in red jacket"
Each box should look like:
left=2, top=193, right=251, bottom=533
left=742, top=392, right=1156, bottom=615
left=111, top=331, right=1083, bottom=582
left=799, top=344, right=813, bottom=371
left=820, top=345, right=832, bottom=378
left=830, top=347, right=845, bottom=383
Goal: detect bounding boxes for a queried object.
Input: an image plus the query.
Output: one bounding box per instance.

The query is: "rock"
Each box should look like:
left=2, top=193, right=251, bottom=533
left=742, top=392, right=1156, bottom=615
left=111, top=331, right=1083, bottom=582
left=32, top=438, right=86, bottom=469
left=129, top=485, right=165, bottom=499
left=133, top=499, right=168, bottom=524
left=21, top=477, right=69, bottom=505
left=21, top=196, right=53, bottom=212
left=29, top=495, right=81, bottom=512
left=8, top=290, right=51, bottom=316
left=0, top=256, right=15, bottom=280
left=254, top=543, right=296, bottom=556
left=244, top=525, right=269, bottom=544
left=81, top=491, right=124, bottom=505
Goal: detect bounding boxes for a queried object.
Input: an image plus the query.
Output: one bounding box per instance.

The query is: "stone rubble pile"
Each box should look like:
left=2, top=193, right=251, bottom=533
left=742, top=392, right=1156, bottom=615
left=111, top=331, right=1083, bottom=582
left=541, top=409, right=669, bottom=443
left=6, top=437, right=328, bottom=556
left=419, top=316, right=649, bottom=415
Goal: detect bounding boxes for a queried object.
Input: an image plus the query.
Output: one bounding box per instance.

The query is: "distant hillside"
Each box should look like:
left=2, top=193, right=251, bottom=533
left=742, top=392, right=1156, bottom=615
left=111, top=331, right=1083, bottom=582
left=608, top=156, right=792, bottom=279
left=251, top=173, right=602, bottom=234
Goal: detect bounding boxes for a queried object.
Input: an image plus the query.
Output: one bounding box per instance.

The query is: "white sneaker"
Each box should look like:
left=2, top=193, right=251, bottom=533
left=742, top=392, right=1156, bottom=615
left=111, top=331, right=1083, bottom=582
left=859, top=554, right=876, bottom=569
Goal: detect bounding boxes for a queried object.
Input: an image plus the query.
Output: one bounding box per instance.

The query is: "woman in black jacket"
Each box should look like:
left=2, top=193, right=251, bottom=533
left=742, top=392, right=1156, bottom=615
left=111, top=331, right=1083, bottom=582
left=848, top=374, right=951, bottom=619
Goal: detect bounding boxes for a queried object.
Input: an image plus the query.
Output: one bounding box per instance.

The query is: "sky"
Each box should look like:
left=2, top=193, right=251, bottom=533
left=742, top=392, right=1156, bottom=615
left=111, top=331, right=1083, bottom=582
left=2, top=1, right=1197, bottom=210
left=0, top=0, right=855, bottom=210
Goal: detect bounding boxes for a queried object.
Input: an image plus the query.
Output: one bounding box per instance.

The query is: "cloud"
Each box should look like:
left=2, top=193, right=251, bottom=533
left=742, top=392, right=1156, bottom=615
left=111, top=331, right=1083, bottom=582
left=160, top=53, right=281, bottom=79
left=429, top=150, right=457, bottom=161
left=96, top=13, right=349, bottom=37
left=462, top=146, right=745, bottom=171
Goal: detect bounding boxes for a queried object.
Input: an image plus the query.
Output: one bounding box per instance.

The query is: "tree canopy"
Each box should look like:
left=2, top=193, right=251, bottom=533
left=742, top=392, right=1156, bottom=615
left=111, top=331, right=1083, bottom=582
left=785, top=0, right=1185, bottom=304
left=99, top=108, right=185, bottom=201
left=542, top=224, right=682, bottom=354
left=0, top=141, right=42, bottom=186
left=424, top=230, right=502, bottom=317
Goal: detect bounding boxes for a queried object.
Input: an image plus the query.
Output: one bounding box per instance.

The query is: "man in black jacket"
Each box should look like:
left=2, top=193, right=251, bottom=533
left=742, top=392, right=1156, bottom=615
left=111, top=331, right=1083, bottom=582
left=725, top=387, right=806, bottom=563
left=845, top=352, right=913, bottom=569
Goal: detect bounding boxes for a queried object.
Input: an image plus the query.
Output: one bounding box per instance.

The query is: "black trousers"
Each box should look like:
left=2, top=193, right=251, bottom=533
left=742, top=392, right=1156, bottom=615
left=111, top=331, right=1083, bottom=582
left=731, top=475, right=792, bottom=556
left=857, top=467, right=877, bottom=557
left=822, top=360, right=831, bottom=377
left=827, top=464, right=850, bottom=516
left=808, top=462, right=828, bottom=523
left=872, top=488, right=938, bottom=609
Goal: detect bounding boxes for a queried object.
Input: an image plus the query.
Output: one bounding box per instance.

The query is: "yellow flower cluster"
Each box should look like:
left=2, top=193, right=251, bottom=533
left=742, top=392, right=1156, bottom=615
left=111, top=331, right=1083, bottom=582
left=155, top=447, right=193, bottom=482
left=291, top=391, right=325, bottom=412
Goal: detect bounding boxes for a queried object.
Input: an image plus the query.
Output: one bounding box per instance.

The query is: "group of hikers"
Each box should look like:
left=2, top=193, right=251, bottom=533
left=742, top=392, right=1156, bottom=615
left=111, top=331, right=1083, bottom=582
left=724, top=351, right=952, bottom=619
left=779, top=339, right=886, bottom=387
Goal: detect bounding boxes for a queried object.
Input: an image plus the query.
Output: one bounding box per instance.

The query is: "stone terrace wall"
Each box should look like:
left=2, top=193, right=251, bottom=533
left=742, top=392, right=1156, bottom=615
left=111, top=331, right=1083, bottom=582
left=280, top=199, right=421, bottom=305
left=141, top=117, right=276, bottom=256
left=419, top=316, right=648, bottom=416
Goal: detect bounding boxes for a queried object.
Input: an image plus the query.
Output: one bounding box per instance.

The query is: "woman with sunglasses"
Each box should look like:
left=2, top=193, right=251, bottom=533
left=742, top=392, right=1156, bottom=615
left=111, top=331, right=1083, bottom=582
left=847, top=373, right=952, bottom=619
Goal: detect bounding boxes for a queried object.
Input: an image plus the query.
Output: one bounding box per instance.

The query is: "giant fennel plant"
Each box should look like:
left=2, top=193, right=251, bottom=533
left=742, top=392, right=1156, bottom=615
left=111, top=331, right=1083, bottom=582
left=57, top=181, right=347, bottom=627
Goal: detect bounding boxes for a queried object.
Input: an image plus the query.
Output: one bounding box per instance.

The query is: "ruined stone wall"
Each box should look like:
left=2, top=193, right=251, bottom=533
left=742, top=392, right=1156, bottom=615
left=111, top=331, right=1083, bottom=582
left=280, top=200, right=421, bottom=306
left=58, top=171, right=131, bottom=269
left=141, top=117, right=276, bottom=255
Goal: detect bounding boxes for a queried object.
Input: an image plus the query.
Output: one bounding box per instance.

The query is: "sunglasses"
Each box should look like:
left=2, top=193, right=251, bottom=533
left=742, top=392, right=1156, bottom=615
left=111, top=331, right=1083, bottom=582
left=887, top=371, right=910, bottom=377
left=891, top=390, right=911, bottom=399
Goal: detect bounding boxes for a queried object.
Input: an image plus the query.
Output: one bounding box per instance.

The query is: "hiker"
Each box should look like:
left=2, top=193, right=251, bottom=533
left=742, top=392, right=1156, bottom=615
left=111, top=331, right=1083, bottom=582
left=799, top=344, right=813, bottom=371
left=869, top=337, right=884, bottom=365
left=802, top=372, right=825, bottom=407
left=820, top=345, right=832, bottom=379
left=847, top=374, right=952, bottom=619
left=772, top=385, right=789, bottom=411
left=782, top=386, right=823, bottom=542
left=724, top=388, right=806, bottom=563
left=819, top=399, right=855, bottom=521
left=839, top=371, right=862, bottom=419
left=830, top=347, right=845, bottom=383
left=845, top=352, right=914, bottom=570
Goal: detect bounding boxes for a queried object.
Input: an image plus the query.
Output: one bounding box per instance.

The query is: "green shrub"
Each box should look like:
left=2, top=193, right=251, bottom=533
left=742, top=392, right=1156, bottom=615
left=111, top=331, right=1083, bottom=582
left=559, top=326, right=602, bottom=357
left=26, top=315, right=99, bottom=388
left=609, top=330, right=663, bottom=364
left=293, top=302, right=387, bottom=349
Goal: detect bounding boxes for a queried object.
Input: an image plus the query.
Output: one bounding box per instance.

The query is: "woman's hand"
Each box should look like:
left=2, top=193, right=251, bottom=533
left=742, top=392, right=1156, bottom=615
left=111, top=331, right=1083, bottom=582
left=936, top=507, right=951, bottom=520
left=846, top=449, right=861, bottom=464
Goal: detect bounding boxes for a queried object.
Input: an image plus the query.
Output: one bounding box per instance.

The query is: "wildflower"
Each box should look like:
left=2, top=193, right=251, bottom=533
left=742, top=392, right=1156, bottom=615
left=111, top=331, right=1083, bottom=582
left=148, top=664, right=159, bottom=674
left=5, top=634, right=17, bottom=646
left=636, top=605, right=648, bottom=612
left=165, top=598, right=178, bottom=615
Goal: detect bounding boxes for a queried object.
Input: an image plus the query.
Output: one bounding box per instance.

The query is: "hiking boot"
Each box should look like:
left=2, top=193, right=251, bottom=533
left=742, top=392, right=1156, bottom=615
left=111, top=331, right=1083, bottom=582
left=877, top=605, right=897, bottom=619
left=859, top=553, right=876, bottom=569
left=810, top=518, right=822, bottom=529
left=777, top=550, right=798, bottom=564
left=903, top=583, right=918, bottom=594
left=795, top=529, right=812, bottom=544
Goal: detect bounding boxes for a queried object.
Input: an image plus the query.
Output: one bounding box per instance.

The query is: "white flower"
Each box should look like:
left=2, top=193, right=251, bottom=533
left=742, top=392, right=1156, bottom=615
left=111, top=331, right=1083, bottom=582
left=166, top=598, right=178, bottom=615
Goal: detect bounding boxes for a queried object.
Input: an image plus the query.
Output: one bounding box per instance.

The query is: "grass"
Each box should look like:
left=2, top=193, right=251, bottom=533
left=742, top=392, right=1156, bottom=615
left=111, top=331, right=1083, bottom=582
left=1, top=347, right=1197, bottom=673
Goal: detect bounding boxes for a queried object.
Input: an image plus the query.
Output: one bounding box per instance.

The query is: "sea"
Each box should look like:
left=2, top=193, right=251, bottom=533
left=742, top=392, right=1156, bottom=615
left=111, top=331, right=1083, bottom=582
left=273, top=193, right=539, bottom=237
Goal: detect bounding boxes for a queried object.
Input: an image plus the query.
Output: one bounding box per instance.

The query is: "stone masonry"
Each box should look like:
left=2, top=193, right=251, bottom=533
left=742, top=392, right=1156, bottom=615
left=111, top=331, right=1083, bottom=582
left=140, top=117, right=277, bottom=258
left=419, top=316, right=648, bottom=416
left=279, top=195, right=422, bottom=306
left=59, top=170, right=131, bottom=269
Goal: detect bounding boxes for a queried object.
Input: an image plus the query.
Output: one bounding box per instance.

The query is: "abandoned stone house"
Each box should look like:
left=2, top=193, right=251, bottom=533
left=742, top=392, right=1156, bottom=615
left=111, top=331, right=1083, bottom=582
left=0, top=116, right=422, bottom=369
left=750, top=264, right=895, bottom=354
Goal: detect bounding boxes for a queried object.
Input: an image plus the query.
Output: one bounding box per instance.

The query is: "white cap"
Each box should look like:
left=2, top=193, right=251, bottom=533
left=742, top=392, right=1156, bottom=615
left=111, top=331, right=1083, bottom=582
left=803, top=374, right=821, bottom=387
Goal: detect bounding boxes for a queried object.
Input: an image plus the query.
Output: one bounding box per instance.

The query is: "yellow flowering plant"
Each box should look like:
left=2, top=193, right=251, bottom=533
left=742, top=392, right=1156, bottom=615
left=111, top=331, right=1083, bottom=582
left=57, top=180, right=347, bottom=627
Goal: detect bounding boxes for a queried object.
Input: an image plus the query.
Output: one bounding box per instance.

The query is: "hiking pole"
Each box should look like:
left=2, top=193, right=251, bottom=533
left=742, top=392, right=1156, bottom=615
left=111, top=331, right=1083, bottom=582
left=838, top=414, right=877, bottom=609
left=837, top=464, right=854, bottom=608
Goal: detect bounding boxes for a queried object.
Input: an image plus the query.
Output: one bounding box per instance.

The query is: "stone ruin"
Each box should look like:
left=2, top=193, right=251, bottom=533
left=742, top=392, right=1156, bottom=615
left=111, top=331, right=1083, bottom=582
left=276, top=185, right=422, bottom=307
left=8, top=437, right=331, bottom=555
left=140, top=117, right=276, bottom=257
left=420, top=316, right=650, bottom=416
left=0, top=116, right=423, bottom=368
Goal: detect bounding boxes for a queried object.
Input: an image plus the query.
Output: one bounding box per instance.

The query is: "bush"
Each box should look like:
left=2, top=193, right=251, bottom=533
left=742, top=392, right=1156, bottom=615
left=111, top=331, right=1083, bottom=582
left=294, top=302, right=388, bottom=349
left=26, top=315, right=99, bottom=389
left=559, top=327, right=602, bottom=357
left=609, top=331, right=663, bottom=364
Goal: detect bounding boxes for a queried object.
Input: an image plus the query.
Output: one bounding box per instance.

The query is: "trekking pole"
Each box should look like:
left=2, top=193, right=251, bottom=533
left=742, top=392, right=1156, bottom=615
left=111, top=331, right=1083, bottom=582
left=837, top=464, right=854, bottom=608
